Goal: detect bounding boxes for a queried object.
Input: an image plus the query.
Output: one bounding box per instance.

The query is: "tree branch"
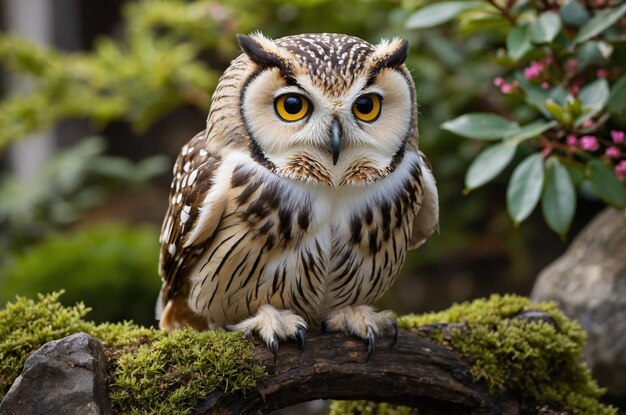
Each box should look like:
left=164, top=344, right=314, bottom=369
left=197, top=328, right=517, bottom=415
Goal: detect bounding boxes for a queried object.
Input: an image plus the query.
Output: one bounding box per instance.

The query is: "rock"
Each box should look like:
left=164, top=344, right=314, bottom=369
left=0, top=332, right=112, bottom=415
left=531, top=208, right=626, bottom=401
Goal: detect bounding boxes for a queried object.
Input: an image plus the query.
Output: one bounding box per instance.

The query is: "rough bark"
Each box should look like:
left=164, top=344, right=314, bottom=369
left=197, top=328, right=526, bottom=415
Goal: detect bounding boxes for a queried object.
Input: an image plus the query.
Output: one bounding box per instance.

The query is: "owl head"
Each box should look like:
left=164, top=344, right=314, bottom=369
left=225, top=33, right=417, bottom=187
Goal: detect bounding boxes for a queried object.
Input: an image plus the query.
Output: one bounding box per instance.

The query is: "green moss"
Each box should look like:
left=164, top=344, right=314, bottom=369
left=396, top=294, right=612, bottom=415
left=1, top=293, right=615, bottom=415
left=330, top=401, right=417, bottom=415
left=0, top=292, right=265, bottom=414
left=108, top=329, right=265, bottom=414
left=1, top=291, right=94, bottom=397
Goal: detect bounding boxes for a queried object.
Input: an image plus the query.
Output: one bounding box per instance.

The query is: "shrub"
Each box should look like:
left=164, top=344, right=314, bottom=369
left=0, top=224, right=162, bottom=325
left=407, top=0, right=626, bottom=238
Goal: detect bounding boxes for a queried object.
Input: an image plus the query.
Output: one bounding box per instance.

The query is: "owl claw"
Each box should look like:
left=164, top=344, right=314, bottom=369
left=227, top=305, right=308, bottom=362
left=366, top=324, right=376, bottom=360
left=322, top=305, right=396, bottom=359
left=269, top=339, right=279, bottom=363
left=295, top=325, right=306, bottom=350
left=320, top=320, right=329, bottom=333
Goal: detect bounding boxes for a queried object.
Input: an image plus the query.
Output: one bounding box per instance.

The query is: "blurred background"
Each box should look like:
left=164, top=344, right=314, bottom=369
left=4, top=1, right=626, bottom=414
left=0, top=0, right=607, bottom=327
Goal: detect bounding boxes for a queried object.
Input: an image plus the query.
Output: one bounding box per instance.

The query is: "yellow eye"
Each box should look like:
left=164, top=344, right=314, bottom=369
left=274, top=94, right=310, bottom=122
left=353, top=94, right=382, bottom=122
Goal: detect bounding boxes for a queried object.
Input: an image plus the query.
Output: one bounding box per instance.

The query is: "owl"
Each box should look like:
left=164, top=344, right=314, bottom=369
left=157, top=33, right=438, bottom=358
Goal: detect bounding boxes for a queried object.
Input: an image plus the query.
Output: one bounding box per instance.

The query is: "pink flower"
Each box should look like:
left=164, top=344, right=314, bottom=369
left=494, top=77, right=505, bottom=87
left=570, top=85, right=580, bottom=96
left=501, top=84, right=513, bottom=94
left=542, top=147, right=552, bottom=158
left=597, top=69, right=608, bottom=79
left=580, top=135, right=599, bottom=151
left=611, top=130, right=625, bottom=144
left=524, top=61, right=544, bottom=80
left=606, top=146, right=621, bottom=158
left=566, top=134, right=578, bottom=147
left=581, top=119, right=594, bottom=129
left=566, top=59, right=577, bottom=74
left=541, top=82, right=550, bottom=89
left=616, top=160, right=626, bottom=181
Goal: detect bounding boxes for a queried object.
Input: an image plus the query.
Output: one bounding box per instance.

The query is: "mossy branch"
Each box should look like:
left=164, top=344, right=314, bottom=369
left=0, top=293, right=616, bottom=415
left=202, top=329, right=486, bottom=414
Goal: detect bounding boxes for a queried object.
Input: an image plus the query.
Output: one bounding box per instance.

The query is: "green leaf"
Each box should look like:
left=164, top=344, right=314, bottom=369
left=607, top=75, right=626, bottom=112
left=587, top=160, right=626, bottom=208
left=465, top=142, right=517, bottom=190
left=520, top=78, right=568, bottom=118
left=545, top=100, right=568, bottom=124
left=559, top=0, right=590, bottom=27
left=575, top=79, right=609, bottom=126
left=406, top=1, right=484, bottom=29
left=506, top=25, right=532, bottom=60
left=529, top=11, right=562, bottom=43
left=561, top=159, right=586, bottom=186
left=441, top=113, right=519, bottom=140
left=574, top=3, right=626, bottom=43
left=542, top=158, right=576, bottom=238
left=576, top=41, right=611, bottom=72
left=505, top=120, right=558, bottom=143
left=507, top=153, right=545, bottom=224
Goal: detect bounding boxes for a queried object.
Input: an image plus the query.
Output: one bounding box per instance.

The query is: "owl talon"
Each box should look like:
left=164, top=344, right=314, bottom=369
left=269, top=339, right=279, bottom=363
left=322, top=305, right=396, bottom=359
left=366, top=324, right=376, bottom=360
left=227, top=305, right=307, bottom=362
left=321, top=320, right=329, bottom=333
left=295, top=325, right=306, bottom=350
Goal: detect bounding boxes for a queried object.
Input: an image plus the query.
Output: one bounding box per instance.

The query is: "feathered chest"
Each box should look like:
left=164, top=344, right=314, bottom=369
left=182, top=150, right=424, bottom=325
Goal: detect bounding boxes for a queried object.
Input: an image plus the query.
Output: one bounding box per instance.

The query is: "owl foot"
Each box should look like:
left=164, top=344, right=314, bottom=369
left=227, top=305, right=307, bottom=362
left=321, top=305, right=397, bottom=360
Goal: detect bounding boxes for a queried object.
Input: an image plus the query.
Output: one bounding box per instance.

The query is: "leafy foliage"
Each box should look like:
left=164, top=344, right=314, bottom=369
left=0, top=137, right=167, bottom=254
left=410, top=0, right=626, bottom=238
left=1, top=0, right=525, bottom=279
left=0, top=224, right=162, bottom=325
left=0, top=0, right=410, bottom=150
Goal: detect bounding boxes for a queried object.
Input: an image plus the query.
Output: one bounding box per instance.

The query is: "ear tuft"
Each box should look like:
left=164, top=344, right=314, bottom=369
left=373, top=38, right=409, bottom=69
left=236, top=33, right=283, bottom=69
left=385, top=38, right=409, bottom=68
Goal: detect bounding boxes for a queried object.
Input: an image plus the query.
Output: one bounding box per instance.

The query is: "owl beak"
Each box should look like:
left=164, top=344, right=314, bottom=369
left=330, top=118, right=343, bottom=166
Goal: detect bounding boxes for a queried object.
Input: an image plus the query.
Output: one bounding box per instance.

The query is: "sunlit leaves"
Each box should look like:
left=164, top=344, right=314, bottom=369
left=505, top=120, right=558, bottom=144
left=406, top=1, right=484, bottom=29
left=529, top=11, right=562, bottom=44
left=576, top=79, right=610, bottom=126
left=507, top=25, right=531, bottom=60
left=441, top=113, right=518, bottom=140
left=465, top=142, right=517, bottom=190
left=542, top=158, right=576, bottom=239
left=408, top=0, right=626, bottom=238
left=507, top=154, right=545, bottom=225
left=574, top=3, right=626, bottom=43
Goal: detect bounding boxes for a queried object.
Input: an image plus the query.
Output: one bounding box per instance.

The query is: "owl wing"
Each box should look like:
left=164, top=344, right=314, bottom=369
left=409, top=152, right=439, bottom=249
left=157, top=131, right=225, bottom=317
